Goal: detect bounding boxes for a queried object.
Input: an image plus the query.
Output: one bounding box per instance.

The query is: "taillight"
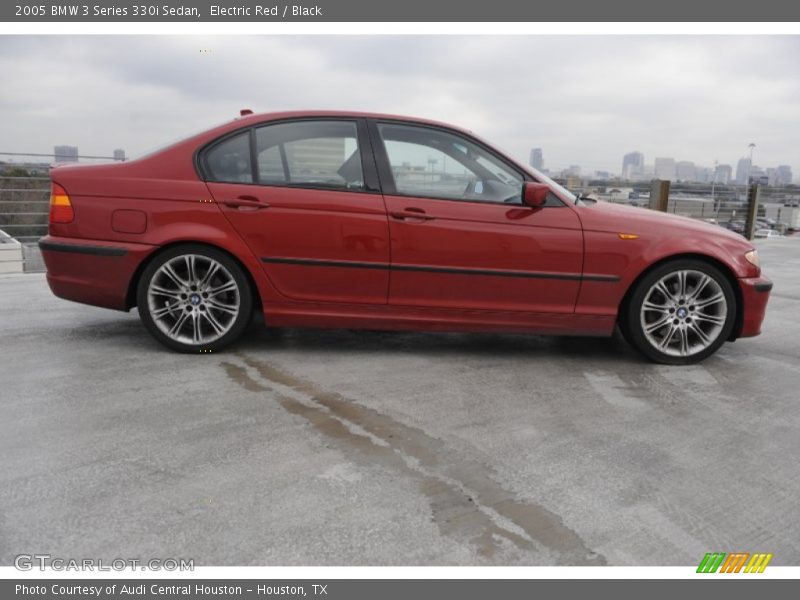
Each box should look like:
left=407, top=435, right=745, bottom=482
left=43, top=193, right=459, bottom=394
left=49, top=182, right=74, bottom=224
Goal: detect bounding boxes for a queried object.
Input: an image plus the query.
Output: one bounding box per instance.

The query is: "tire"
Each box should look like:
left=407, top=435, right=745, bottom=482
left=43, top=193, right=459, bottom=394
left=623, top=259, right=736, bottom=365
left=136, top=244, right=253, bottom=353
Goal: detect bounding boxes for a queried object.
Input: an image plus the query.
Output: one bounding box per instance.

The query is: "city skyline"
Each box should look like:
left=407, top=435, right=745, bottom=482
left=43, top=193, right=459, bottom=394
left=531, top=146, right=794, bottom=185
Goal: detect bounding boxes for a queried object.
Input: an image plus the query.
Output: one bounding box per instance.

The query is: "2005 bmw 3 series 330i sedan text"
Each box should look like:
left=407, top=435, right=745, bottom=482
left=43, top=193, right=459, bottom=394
left=39, top=110, right=772, bottom=364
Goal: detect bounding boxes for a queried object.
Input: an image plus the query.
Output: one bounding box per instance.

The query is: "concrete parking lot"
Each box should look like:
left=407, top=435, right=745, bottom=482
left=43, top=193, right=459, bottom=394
left=1, top=240, right=798, bottom=566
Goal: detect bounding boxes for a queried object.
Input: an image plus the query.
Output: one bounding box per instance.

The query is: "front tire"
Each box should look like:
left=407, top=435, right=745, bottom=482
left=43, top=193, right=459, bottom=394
left=137, top=245, right=253, bottom=353
left=624, top=259, right=736, bottom=365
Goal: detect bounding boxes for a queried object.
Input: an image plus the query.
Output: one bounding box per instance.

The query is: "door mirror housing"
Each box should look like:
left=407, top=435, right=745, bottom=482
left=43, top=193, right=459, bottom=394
left=522, top=182, right=550, bottom=208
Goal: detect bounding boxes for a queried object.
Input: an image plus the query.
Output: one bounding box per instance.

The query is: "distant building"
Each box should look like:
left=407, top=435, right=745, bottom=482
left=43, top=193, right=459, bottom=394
left=529, top=148, right=544, bottom=170
left=565, top=164, right=581, bottom=177
left=593, top=171, right=612, bottom=180
left=113, top=149, right=126, bottom=161
left=767, top=168, right=778, bottom=187
left=654, top=157, right=676, bottom=181
left=54, top=145, right=78, bottom=163
left=714, top=164, right=732, bottom=185
left=676, top=161, right=696, bottom=182
left=736, top=157, right=751, bottom=185
left=621, top=151, right=644, bottom=180
left=775, top=165, right=793, bottom=186
left=749, top=166, right=768, bottom=186
left=695, top=167, right=712, bottom=184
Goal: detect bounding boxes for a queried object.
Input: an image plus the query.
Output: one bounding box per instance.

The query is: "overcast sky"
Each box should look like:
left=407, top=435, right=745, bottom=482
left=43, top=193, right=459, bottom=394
left=1, top=35, right=798, bottom=178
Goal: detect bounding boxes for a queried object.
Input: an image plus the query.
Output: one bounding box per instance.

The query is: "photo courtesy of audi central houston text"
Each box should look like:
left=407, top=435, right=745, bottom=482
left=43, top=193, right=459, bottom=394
left=40, top=111, right=771, bottom=364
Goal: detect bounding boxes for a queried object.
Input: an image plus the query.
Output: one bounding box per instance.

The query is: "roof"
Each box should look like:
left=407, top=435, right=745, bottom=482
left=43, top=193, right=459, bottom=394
left=227, top=109, right=474, bottom=136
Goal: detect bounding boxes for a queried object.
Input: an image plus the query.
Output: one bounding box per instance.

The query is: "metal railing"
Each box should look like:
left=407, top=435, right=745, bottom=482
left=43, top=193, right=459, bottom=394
left=571, top=179, right=800, bottom=240
left=0, top=152, right=119, bottom=273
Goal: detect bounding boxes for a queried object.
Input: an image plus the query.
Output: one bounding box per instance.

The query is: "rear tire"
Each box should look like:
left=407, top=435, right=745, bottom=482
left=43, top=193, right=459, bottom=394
left=136, top=244, right=253, bottom=353
left=624, top=259, right=736, bottom=365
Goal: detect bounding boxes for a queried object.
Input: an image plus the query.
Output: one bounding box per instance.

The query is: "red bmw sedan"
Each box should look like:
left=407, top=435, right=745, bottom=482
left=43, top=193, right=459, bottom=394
left=40, top=111, right=771, bottom=364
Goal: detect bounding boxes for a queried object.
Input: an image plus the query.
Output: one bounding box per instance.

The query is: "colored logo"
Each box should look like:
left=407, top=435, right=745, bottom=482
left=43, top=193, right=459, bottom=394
left=697, top=552, right=773, bottom=573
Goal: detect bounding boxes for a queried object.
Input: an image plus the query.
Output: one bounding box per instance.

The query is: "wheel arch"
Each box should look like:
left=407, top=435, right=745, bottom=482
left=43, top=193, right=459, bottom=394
left=125, top=241, right=263, bottom=313
left=618, top=252, right=744, bottom=342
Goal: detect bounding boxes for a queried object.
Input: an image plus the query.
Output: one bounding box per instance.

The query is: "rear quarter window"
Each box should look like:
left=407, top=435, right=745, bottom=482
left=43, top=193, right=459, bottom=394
left=203, top=132, right=253, bottom=183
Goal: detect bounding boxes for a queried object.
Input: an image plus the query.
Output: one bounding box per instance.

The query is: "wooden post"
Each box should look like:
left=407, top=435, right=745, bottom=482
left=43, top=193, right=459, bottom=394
left=649, top=179, right=670, bottom=212
left=744, top=184, right=760, bottom=240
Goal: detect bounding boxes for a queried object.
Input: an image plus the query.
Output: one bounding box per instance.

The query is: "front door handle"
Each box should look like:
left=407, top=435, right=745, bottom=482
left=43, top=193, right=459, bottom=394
left=390, top=208, right=433, bottom=222
left=222, top=195, right=270, bottom=210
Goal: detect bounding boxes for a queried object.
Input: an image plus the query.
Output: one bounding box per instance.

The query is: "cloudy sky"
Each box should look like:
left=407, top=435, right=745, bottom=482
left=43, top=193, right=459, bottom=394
left=1, top=35, right=798, bottom=178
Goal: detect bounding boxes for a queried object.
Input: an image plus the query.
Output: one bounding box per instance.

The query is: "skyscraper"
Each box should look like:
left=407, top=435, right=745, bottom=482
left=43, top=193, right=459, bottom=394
left=676, top=161, right=696, bottom=182
left=529, top=148, right=544, bottom=170
left=767, top=168, right=778, bottom=186
left=776, top=165, right=793, bottom=186
left=714, top=164, right=732, bottom=185
left=621, top=151, right=644, bottom=180
left=54, top=145, right=78, bottom=163
left=695, top=166, right=712, bottom=184
left=654, top=157, right=676, bottom=181
left=748, top=166, right=768, bottom=186
left=736, top=157, right=751, bottom=185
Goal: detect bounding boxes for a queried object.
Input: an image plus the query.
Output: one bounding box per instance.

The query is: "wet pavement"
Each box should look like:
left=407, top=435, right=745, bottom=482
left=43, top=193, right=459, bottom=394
left=1, top=239, right=798, bottom=565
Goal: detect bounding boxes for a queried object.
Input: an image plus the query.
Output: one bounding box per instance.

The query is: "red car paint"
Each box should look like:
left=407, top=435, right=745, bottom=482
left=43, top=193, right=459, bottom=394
left=40, top=111, right=771, bottom=343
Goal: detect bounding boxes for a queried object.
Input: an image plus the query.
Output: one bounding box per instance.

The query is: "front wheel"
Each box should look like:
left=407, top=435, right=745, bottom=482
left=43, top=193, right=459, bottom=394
left=137, top=245, right=253, bottom=353
left=624, top=260, right=736, bottom=365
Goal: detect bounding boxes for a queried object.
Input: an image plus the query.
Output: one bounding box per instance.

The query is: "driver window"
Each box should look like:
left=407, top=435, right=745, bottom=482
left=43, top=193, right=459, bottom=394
left=378, top=123, right=523, bottom=203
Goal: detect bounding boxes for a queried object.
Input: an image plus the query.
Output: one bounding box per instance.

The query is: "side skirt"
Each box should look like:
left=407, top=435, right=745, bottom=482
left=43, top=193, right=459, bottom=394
left=261, top=302, right=616, bottom=336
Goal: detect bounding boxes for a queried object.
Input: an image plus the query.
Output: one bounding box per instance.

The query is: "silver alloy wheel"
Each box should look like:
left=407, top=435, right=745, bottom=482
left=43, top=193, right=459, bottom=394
left=146, top=254, right=240, bottom=345
left=639, top=269, right=727, bottom=358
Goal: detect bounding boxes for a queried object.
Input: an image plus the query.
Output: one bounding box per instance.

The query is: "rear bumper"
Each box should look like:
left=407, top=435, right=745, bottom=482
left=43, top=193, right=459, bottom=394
left=39, top=236, right=155, bottom=311
left=737, top=275, right=772, bottom=338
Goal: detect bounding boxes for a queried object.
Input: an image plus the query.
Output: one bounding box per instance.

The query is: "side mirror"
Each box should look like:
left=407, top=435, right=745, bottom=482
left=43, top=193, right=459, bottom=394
left=522, top=182, right=550, bottom=208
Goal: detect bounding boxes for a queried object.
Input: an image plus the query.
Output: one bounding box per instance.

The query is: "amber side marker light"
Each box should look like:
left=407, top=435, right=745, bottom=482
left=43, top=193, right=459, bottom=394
left=49, top=182, right=74, bottom=224
left=618, top=233, right=639, bottom=240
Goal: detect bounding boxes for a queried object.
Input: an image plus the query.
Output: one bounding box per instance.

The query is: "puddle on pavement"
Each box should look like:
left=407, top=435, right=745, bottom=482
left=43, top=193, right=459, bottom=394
left=222, top=356, right=604, bottom=565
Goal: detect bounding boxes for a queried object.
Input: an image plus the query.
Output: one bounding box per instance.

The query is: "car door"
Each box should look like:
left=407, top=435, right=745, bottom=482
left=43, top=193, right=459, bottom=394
left=203, top=119, right=390, bottom=305
left=370, top=121, right=584, bottom=314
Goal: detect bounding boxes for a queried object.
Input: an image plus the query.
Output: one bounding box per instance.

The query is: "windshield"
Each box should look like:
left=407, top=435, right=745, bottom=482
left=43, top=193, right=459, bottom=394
left=463, top=131, right=578, bottom=204
left=527, top=166, right=578, bottom=203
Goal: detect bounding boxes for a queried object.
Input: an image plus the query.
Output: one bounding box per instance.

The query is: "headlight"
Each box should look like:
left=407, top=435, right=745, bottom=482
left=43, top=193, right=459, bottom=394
left=745, top=249, right=760, bottom=269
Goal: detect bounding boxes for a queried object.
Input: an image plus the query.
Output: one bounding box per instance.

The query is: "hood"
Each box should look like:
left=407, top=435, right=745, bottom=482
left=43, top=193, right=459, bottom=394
left=579, top=200, right=748, bottom=244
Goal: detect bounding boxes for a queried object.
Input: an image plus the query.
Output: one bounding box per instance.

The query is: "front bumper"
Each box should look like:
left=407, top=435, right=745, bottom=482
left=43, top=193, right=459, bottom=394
left=737, top=275, right=773, bottom=338
left=39, top=236, right=156, bottom=311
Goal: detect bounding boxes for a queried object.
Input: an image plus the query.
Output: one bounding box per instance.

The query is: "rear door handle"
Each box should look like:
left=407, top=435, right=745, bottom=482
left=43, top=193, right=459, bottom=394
left=222, top=195, right=270, bottom=210
left=390, top=208, right=433, bottom=221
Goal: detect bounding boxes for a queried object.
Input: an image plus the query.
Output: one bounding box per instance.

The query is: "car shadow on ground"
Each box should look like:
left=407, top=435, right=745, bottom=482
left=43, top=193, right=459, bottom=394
left=234, top=314, right=640, bottom=362
left=63, top=310, right=640, bottom=362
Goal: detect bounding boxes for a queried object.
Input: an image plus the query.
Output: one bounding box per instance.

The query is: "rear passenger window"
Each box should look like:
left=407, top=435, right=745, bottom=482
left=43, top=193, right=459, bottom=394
left=255, top=121, right=364, bottom=191
left=204, top=132, right=253, bottom=183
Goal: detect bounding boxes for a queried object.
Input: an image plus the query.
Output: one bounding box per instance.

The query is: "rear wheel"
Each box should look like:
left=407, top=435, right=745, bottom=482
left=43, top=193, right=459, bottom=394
left=624, top=259, right=736, bottom=365
left=137, top=245, right=253, bottom=353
